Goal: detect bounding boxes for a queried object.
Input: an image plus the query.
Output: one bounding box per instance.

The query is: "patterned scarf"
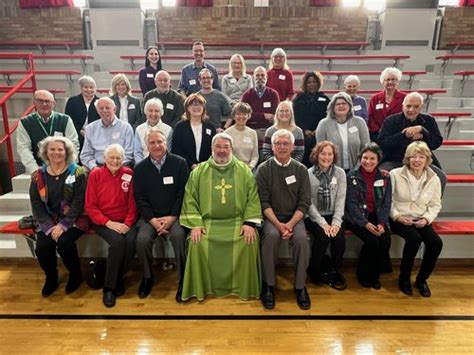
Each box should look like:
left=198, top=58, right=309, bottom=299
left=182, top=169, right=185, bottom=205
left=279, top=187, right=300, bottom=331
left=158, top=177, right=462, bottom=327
left=313, top=164, right=335, bottom=212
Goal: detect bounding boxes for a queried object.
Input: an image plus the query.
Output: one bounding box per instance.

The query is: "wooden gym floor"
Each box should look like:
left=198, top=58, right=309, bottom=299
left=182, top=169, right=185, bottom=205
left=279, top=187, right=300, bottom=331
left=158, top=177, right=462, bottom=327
left=0, top=259, right=472, bottom=354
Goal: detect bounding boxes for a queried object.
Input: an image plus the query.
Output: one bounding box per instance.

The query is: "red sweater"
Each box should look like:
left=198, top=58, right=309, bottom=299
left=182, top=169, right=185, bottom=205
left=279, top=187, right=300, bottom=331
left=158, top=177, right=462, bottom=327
left=368, top=90, right=406, bottom=134
left=85, top=166, right=137, bottom=227
left=241, top=87, right=280, bottom=130
left=267, top=68, right=295, bottom=101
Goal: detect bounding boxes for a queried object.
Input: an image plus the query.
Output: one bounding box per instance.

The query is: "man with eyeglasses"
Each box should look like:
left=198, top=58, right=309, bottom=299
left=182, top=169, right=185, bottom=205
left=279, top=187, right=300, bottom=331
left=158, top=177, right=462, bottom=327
left=256, top=129, right=312, bottom=310
left=16, top=90, right=79, bottom=174
left=178, top=41, right=221, bottom=96
left=179, top=133, right=262, bottom=302
left=142, top=70, right=184, bottom=128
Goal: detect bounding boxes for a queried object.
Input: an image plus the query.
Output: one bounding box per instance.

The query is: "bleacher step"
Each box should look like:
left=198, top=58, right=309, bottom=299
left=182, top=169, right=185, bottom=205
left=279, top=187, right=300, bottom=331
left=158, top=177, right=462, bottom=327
left=0, top=193, right=31, bottom=212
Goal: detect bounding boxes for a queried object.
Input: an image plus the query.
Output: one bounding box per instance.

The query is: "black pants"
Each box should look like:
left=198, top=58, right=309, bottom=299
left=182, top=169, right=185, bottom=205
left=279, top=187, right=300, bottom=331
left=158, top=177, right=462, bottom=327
left=35, top=227, right=84, bottom=280
left=305, top=216, right=345, bottom=282
left=94, top=224, right=137, bottom=291
left=390, top=220, right=443, bottom=282
left=346, top=214, right=391, bottom=284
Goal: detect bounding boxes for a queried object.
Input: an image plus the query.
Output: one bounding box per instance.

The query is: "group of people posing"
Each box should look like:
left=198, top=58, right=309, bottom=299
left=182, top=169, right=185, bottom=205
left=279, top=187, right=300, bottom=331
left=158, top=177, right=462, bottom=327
left=19, top=41, right=445, bottom=310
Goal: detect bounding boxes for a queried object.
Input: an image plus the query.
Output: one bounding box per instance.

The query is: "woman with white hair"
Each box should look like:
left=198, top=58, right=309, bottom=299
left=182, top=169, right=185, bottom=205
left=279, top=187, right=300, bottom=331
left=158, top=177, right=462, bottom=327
left=261, top=101, right=304, bottom=162
left=109, top=73, right=144, bottom=129
left=316, top=92, right=369, bottom=172
left=222, top=54, right=253, bottom=102
left=344, top=75, right=368, bottom=123
left=30, top=136, right=88, bottom=297
left=134, top=98, right=173, bottom=163
left=368, top=67, right=406, bottom=142
left=85, top=144, right=138, bottom=308
left=267, top=48, right=295, bottom=101
left=65, top=75, right=100, bottom=148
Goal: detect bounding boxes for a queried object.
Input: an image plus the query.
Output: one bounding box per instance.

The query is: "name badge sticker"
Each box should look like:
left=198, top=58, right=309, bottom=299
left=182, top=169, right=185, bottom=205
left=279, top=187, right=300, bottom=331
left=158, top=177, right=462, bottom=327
left=189, top=79, right=196, bottom=85
left=376, top=103, right=384, bottom=110
left=243, top=136, right=252, bottom=144
left=128, top=104, right=135, bottom=109
left=166, top=103, right=174, bottom=110
left=285, top=175, right=296, bottom=185
left=163, top=176, right=174, bottom=185
left=121, top=173, right=132, bottom=182
left=54, top=131, right=64, bottom=137
left=206, top=128, right=212, bottom=135
left=278, top=74, right=286, bottom=80
left=230, top=78, right=237, bottom=83
left=318, top=97, right=326, bottom=102
left=330, top=177, right=337, bottom=185
left=374, top=179, right=384, bottom=187
left=147, top=73, right=154, bottom=78
left=348, top=126, right=359, bottom=134
left=353, top=105, right=362, bottom=111
left=263, top=102, right=271, bottom=108
left=65, top=175, right=76, bottom=184
left=112, top=132, right=121, bottom=140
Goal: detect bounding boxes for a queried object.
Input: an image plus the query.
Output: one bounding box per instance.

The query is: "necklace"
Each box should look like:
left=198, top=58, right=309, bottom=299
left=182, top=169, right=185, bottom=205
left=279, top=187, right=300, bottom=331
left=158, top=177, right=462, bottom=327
left=49, top=165, right=66, bottom=180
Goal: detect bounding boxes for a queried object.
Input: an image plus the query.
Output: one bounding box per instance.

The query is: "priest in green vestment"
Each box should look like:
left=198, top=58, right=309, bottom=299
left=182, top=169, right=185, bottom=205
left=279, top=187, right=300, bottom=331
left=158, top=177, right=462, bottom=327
left=180, top=132, right=262, bottom=301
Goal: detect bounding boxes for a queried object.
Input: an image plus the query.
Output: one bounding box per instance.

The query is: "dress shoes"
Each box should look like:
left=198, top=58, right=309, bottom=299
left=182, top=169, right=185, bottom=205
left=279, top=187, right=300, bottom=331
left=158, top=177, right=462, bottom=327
left=415, top=280, right=431, bottom=298
left=103, top=290, right=116, bottom=308
left=358, top=277, right=372, bottom=288
left=260, top=282, right=275, bottom=310
left=328, top=268, right=347, bottom=291
left=65, top=274, right=83, bottom=295
left=41, top=277, right=59, bottom=298
left=175, top=285, right=183, bottom=303
left=398, top=278, right=413, bottom=296
left=294, top=287, right=311, bottom=310
left=138, top=278, right=154, bottom=299
left=372, top=281, right=382, bottom=290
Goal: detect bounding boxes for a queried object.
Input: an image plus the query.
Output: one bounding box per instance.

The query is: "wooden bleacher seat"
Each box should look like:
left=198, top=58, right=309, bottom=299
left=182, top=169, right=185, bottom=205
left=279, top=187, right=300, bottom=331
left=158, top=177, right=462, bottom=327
left=430, top=112, right=472, bottom=138
left=155, top=40, right=369, bottom=54
left=435, top=54, right=474, bottom=76
left=447, top=41, right=474, bottom=54
left=453, top=70, right=474, bottom=95
left=0, top=40, right=82, bottom=54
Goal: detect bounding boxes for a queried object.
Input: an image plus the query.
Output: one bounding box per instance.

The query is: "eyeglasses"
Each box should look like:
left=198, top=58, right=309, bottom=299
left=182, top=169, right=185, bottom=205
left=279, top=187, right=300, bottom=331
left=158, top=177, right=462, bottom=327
left=384, top=78, right=399, bottom=82
left=35, top=99, right=53, bottom=105
left=335, top=102, right=349, bottom=106
left=200, top=76, right=212, bottom=80
left=273, top=142, right=291, bottom=147
left=190, top=100, right=204, bottom=106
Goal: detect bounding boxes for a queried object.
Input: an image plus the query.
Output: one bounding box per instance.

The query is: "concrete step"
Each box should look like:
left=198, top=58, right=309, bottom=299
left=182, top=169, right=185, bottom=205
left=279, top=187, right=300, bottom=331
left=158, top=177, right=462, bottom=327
left=442, top=183, right=474, bottom=215
left=437, top=147, right=474, bottom=174
left=11, top=174, right=31, bottom=193
left=0, top=192, right=31, bottom=212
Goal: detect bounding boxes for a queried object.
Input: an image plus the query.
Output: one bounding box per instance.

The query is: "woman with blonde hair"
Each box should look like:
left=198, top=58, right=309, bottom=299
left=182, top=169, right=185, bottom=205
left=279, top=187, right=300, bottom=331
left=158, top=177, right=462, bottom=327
left=261, top=101, right=304, bottom=162
left=390, top=141, right=443, bottom=297
left=109, top=73, right=143, bottom=129
left=267, top=48, right=295, bottom=101
left=221, top=54, right=253, bottom=101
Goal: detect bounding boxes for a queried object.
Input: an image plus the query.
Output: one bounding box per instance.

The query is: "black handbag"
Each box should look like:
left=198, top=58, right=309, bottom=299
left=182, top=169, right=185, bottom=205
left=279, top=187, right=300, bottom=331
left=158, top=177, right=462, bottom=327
left=18, top=215, right=37, bottom=229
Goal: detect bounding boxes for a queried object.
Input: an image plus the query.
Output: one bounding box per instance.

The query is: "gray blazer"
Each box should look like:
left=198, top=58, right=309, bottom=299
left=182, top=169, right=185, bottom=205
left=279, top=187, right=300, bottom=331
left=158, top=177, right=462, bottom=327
left=110, top=94, right=144, bottom=129
left=315, top=115, right=369, bottom=170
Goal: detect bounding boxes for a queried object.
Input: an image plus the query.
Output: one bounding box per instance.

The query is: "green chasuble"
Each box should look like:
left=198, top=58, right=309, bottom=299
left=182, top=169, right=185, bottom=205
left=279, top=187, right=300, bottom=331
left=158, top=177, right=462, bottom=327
left=180, top=156, right=262, bottom=301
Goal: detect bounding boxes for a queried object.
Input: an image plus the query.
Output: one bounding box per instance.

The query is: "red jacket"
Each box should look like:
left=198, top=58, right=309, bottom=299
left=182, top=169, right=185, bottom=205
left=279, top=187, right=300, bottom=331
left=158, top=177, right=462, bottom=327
left=368, top=90, right=406, bottom=134
left=267, top=68, right=295, bottom=101
left=85, top=166, right=137, bottom=227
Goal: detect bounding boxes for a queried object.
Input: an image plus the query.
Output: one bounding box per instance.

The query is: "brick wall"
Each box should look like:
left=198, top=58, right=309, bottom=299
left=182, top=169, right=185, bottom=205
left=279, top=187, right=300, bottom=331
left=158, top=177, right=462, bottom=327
left=156, top=5, right=368, bottom=42
left=0, top=0, right=83, bottom=45
left=439, top=7, right=474, bottom=48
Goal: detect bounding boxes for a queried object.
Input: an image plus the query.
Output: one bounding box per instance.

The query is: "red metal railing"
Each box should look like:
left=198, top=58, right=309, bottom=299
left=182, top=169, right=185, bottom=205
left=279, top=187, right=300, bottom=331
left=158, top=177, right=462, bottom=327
left=0, top=52, right=37, bottom=178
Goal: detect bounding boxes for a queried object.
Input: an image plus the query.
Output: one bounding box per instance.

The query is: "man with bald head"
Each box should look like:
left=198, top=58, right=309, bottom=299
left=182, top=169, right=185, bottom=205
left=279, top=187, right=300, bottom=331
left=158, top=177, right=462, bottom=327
left=142, top=70, right=185, bottom=128
left=241, top=66, right=280, bottom=148
left=378, top=91, right=446, bottom=189
left=80, top=97, right=134, bottom=170
left=16, top=90, right=79, bottom=174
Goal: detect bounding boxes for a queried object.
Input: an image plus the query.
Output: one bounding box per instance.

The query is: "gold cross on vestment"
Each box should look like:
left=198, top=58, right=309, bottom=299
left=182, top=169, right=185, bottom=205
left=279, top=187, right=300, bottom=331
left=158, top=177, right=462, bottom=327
left=214, top=178, right=233, bottom=204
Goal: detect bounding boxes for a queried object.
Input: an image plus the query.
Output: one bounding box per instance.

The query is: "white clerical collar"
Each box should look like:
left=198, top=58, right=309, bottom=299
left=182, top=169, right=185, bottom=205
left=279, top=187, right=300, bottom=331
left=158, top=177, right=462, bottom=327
left=273, top=156, right=291, bottom=167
